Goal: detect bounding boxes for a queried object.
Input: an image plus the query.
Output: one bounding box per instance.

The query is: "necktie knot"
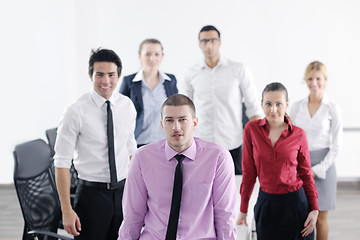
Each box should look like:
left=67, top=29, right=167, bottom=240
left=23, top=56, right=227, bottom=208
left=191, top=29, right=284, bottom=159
left=106, top=100, right=111, bottom=107
left=175, top=154, right=185, bottom=164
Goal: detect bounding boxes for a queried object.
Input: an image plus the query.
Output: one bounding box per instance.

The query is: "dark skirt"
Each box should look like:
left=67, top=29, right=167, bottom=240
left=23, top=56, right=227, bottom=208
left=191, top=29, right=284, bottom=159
left=254, top=188, right=314, bottom=240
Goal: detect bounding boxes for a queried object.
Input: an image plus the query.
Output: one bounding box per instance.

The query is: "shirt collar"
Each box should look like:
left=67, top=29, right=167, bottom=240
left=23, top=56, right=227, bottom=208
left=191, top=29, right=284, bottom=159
left=90, top=88, right=116, bottom=107
left=258, top=116, right=293, bottom=132
left=200, top=56, right=227, bottom=69
left=305, top=94, right=330, bottom=105
left=164, top=139, right=196, bottom=161
left=132, top=70, right=170, bottom=83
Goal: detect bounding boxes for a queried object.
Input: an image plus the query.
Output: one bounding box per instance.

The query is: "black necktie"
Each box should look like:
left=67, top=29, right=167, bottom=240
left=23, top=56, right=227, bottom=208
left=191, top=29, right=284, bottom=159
left=106, top=100, right=118, bottom=187
left=165, top=154, right=185, bottom=240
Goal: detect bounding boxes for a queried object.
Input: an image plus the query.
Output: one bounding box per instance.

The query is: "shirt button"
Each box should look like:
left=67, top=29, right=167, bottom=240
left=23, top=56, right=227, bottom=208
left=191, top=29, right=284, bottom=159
left=179, top=218, right=181, bottom=222
left=177, top=234, right=180, bottom=238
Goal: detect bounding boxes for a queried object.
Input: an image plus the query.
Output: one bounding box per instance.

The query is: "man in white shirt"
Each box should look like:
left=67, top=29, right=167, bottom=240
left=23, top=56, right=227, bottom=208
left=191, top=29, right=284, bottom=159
left=183, top=25, right=262, bottom=175
left=54, top=48, right=137, bottom=239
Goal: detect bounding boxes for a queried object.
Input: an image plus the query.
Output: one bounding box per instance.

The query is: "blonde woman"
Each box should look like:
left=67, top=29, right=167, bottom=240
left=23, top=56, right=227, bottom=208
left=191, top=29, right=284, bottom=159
left=290, top=61, right=342, bottom=240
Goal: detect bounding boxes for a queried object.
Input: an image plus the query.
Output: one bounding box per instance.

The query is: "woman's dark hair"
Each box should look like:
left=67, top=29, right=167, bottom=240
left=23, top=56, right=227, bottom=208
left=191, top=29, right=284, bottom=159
left=261, top=82, right=289, bottom=101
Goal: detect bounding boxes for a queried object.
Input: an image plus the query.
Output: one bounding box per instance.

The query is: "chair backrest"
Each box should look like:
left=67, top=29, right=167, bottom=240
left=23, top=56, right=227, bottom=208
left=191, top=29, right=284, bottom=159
left=45, top=128, right=57, bottom=157
left=13, top=139, right=62, bottom=240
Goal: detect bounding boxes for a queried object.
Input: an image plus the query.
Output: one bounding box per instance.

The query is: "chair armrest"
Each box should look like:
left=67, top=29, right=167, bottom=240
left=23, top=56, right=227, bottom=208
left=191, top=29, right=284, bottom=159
left=28, top=230, right=73, bottom=240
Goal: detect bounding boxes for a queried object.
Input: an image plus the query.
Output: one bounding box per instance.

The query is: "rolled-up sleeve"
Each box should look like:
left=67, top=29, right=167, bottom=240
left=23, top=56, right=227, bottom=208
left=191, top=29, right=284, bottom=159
left=54, top=106, right=80, bottom=169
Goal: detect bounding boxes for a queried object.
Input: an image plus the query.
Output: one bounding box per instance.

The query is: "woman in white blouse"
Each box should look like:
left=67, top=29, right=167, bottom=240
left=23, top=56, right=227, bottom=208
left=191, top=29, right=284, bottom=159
left=290, top=61, right=342, bottom=240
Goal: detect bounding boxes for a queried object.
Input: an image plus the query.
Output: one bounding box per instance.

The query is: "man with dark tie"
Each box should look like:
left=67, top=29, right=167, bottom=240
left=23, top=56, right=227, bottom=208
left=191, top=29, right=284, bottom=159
left=118, top=94, right=237, bottom=240
left=54, top=48, right=137, bottom=240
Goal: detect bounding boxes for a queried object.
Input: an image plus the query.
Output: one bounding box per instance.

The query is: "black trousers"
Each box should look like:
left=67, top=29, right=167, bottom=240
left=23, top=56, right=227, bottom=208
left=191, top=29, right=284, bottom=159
left=74, top=179, right=125, bottom=240
left=229, top=145, right=243, bottom=175
left=254, top=188, right=314, bottom=240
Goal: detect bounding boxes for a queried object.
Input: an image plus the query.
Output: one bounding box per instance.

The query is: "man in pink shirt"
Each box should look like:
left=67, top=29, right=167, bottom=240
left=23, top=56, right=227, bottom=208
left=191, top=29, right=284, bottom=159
left=118, top=94, right=237, bottom=240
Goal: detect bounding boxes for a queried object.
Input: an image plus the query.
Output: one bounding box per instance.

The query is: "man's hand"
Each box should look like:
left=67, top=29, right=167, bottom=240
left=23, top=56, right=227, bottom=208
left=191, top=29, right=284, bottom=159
left=301, top=210, right=319, bottom=238
left=62, top=208, right=81, bottom=236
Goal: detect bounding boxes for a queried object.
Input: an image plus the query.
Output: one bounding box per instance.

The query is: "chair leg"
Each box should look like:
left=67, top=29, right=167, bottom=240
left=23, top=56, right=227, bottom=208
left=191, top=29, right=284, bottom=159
left=22, top=224, right=29, bottom=240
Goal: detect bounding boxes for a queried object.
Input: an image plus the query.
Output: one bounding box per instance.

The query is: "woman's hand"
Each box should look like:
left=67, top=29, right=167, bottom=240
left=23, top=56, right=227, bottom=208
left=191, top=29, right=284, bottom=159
left=301, top=210, right=319, bottom=237
left=236, top=212, right=248, bottom=226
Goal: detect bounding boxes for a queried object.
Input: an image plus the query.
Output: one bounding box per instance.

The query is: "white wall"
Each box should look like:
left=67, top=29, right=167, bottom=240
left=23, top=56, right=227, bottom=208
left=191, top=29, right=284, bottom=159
left=1, top=0, right=359, bottom=183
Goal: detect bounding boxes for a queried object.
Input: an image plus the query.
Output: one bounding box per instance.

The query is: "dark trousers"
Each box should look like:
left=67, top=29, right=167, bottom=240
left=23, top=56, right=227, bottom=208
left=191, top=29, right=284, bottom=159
left=254, top=188, right=314, bottom=240
left=229, top=145, right=243, bottom=175
left=74, top=179, right=126, bottom=240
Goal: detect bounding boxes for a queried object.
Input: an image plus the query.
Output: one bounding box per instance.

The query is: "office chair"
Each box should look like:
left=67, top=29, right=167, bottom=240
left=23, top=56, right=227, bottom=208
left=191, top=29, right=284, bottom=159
left=13, top=139, right=72, bottom=240
left=45, top=128, right=79, bottom=204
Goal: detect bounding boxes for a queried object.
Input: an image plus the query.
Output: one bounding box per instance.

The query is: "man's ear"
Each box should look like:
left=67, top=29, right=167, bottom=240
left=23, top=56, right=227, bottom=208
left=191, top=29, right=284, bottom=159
left=160, top=120, right=164, bottom=129
left=193, top=117, right=198, bottom=129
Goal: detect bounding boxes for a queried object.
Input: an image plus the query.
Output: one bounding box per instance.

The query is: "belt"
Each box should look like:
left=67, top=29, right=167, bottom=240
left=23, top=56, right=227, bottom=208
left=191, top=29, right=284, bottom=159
left=79, top=179, right=125, bottom=190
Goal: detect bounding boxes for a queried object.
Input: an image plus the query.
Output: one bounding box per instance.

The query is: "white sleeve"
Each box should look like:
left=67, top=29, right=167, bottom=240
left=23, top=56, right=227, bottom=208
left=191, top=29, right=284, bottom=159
left=289, top=101, right=300, bottom=124
left=182, top=70, right=194, bottom=100
left=54, top=106, right=80, bottom=169
left=312, top=103, right=343, bottom=179
left=239, top=64, right=262, bottom=118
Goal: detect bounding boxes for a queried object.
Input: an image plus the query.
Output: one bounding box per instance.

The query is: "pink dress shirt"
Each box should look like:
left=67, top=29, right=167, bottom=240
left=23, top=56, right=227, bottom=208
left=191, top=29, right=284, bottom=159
left=118, top=138, right=237, bottom=240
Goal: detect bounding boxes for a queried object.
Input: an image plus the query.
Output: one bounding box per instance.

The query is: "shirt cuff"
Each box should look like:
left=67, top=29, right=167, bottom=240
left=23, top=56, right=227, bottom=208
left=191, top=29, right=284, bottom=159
left=240, top=199, right=250, bottom=214
left=54, top=158, right=72, bottom=169
left=312, top=164, right=326, bottom=179
left=308, top=197, right=320, bottom=211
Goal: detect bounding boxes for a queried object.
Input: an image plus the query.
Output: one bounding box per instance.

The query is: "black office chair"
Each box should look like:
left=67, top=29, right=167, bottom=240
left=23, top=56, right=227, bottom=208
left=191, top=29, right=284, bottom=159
left=45, top=128, right=79, bottom=203
left=13, top=139, right=72, bottom=240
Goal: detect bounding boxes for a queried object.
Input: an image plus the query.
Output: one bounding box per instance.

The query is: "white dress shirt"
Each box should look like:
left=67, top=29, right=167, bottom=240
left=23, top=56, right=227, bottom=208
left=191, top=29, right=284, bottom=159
left=54, top=89, right=137, bottom=183
left=289, top=95, right=343, bottom=179
left=183, top=57, right=262, bottom=150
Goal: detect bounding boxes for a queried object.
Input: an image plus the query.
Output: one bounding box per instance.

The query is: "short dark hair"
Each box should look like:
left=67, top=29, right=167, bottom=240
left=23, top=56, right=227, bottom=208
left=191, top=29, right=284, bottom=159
left=138, top=38, right=164, bottom=55
left=161, top=94, right=196, bottom=118
left=261, top=82, right=289, bottom=101
left=88, top=48, right=122, bottom=77
left=198, top=25, right=221, bottom=39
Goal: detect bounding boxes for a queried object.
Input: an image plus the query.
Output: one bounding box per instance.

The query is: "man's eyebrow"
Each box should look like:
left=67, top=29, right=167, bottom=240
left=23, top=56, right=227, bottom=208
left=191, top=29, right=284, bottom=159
left=95, top=71, right=116, bottom=74
left=164, top=116, right=187, bottom=119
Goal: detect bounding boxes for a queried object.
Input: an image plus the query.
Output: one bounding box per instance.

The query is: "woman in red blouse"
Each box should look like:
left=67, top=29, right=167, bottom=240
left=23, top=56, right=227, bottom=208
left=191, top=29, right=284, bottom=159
left=237, top=82, right=319, bottom=240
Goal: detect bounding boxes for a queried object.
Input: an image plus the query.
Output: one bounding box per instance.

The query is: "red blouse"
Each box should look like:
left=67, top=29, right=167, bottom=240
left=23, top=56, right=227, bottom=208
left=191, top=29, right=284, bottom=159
left=240, top=118, right=319, bottom=213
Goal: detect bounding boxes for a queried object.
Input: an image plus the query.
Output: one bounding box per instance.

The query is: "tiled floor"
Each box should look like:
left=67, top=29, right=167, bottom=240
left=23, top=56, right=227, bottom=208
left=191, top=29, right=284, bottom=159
left=1, top=182, right=359, bottom=240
